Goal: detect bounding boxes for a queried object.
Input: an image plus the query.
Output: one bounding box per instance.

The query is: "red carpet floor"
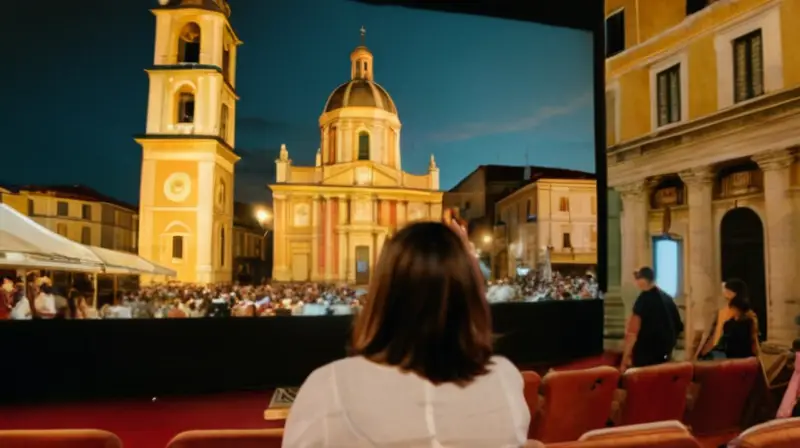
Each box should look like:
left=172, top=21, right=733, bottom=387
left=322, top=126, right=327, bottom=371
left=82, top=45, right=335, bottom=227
left=0, top=392, right=283, bottom=448
left=0, top=353, right=617, bottom=448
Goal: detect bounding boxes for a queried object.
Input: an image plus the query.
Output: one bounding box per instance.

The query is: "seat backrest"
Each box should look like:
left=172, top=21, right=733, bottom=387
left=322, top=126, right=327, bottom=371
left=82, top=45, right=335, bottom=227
left=521, top=370, right=542, bottom=438
left=618, top=362, right=693, bottom=426
left=730, top=417, right=800, bottom=448
left=544, top=421, right=701, bottom=448
left=0, top=429, right=122, bottom=448
left=530, top=366, right=620, bottom=443
left=684, top=357, right=760, bottom=436
left=166, top=429, right=284, bottom=448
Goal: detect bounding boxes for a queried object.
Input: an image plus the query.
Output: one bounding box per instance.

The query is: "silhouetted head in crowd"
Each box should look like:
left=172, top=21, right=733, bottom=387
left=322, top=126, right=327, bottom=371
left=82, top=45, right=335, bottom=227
left=633, top=266, right=655, bottom=290
left=351, top=221, right=492, bottom=385
left=723, top=278, right=748, bottom=302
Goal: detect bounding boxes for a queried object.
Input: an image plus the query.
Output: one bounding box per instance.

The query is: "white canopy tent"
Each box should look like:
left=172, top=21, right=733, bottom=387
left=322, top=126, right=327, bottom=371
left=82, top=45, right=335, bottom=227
left=86, top=245, right=175, bottom=277
left=0, top=204, right=105, bottom=270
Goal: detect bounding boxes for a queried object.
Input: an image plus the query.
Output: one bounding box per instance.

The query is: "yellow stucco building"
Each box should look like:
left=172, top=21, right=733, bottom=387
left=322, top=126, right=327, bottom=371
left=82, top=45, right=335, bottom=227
left=270, top=35, right=443, bottom=284
left=135, top=0, right=241, bottom=284
left=493, top=177, right=597, bottom=279
left=605, top=0, right=800, bottom=346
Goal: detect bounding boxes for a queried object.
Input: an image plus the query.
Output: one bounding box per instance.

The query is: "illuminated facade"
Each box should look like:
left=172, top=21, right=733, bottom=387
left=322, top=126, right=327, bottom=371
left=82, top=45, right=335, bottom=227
left=135, top=0, right=241, bottom=283
left=605, top=0, right=800, bottom=346
left=492, top=178, right=597, bottom=279
left=0, top=185, right=138, bottom=253
left=270, top=37, right=443, bottom=284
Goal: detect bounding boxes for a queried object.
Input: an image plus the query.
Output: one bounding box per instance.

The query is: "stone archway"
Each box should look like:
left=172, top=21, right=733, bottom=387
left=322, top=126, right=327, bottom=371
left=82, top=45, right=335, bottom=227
left=720, top=207, right=767, bottom=340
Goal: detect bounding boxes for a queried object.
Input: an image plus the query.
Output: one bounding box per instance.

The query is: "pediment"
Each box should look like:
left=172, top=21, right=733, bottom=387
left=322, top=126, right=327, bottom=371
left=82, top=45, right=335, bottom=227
left=320, top=162, right=402, bottom=187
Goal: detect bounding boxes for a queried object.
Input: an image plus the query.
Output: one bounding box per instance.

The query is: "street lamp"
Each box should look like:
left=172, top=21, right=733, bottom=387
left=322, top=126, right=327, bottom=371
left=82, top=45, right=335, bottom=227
left=482, top=234, right=493, bottom=244
left=255, top=209, right=272, bottom=238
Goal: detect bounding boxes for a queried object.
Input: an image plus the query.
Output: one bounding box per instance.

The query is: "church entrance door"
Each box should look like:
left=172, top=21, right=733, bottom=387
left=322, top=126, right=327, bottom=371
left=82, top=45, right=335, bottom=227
left=291, top=253, right=309, bottom=282
left=355, top=246, right=370, bottom=285
left=720, top=207, right=767, bottom=340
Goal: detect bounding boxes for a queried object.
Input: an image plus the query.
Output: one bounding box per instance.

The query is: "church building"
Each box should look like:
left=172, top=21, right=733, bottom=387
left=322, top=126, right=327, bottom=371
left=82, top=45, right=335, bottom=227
left=135, top=0, right=240, bottom=284
left=270, top=32, right=443, bottom=284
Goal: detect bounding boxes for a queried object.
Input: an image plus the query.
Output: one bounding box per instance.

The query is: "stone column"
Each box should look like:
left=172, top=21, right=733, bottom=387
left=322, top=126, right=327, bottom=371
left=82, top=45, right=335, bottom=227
left=338, top=196, right=348, bottom=281
left=679, top=166, right=716, bottom=351
left=324, top=197, right=334, bottom=280
left=272, top=195, right=287, bottom=280
left=616, top=180, right=649, bottom=311
left=753, top=148, right=797, bottom=345
left=311, top=196, right=320, bottom=281
left=397, top=201, right=407, bottom=227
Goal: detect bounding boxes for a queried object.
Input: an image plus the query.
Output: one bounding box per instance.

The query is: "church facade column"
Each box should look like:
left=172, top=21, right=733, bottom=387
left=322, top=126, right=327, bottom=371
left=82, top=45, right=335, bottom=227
left=273, top=194, right=288, bottom=280
left=616, top=180, right=650, bottom=311
left=338, top=196, right=348, bottom=281
left=397, top=201, right=408, bottom=227
left=753, top=148, right=797, bottom=345
left=341, top=121, right=353, bottom=162
left=324, top=196, right=334, bottom=281
left=679, top=166, right=716, bottom=352
left=311, top=196, right=320, bottom=281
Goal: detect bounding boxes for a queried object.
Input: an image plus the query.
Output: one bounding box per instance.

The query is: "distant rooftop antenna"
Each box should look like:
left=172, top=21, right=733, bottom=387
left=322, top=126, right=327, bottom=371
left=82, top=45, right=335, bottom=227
left=360, top=26, right=366, bottom=46
left=524, top=149, right=531, bottom=180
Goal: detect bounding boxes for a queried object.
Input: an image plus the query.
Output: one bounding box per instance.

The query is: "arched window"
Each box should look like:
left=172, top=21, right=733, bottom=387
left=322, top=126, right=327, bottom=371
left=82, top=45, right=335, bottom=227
left=328, top=126, right=337, bottom=163
left=222, top=42, right=231, bottom=83
left=220, top=227, right=226, bottom=267
left=357, top=131, right=370, bottom=161
left=176, top=89, right=195, bottom=124
left=178, top=22, right=201, bottom=64
left=220, top=104, right=229, bottom=140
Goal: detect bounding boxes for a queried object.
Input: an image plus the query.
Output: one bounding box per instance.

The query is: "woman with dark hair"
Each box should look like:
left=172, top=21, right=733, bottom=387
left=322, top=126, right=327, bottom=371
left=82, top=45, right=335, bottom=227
left=697, top=278, right=759, bottom=360
left=283, top=221, right=529, bottom=447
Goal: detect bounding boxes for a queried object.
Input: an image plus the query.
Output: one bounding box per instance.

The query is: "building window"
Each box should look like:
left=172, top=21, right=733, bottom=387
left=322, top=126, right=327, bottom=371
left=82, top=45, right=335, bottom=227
left=172, top=235, right=184, bottom=260
left=686, top=0, right=708, bottom=15
left=562, top=233, right=572, bottom=249
left=57, top=201, right=69, bottom=217
left=525, top=200, right=531, bottom=218
left=27, top=199, right=34, bottom=215
left=81, top=204, right=92, bottom=220
left=357, top=131, right=370, bottom=160
left=220, top=104, right=229, bottom=140
left=328, top=126, right=337, bottom=163
left=605, top=9, right=625, bottom=58
left=177, top=91, right=195, bottom=123
left=254, top=239, right=262, bottom=258
left=591, top=196, right=597, bottom=215
left=56, top=223, right=67, bottom=237
left=220, top=227, right=226, bottom=267
left=222, top=43, right=231, bottom=82
left=177, top=22, right=201, bottom=64
left=591, top=227, right=597, bottom=243
left=656, top=64, right=682, bottom=126
left=81, top=227, right=91, bottom=245
left=558, top=197, right=570, bottom=212
left=733, top=30, right=764, bottom=103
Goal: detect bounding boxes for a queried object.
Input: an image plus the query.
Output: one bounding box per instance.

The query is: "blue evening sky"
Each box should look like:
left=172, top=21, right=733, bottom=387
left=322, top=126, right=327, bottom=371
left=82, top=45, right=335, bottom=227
left=7, top=0, right=595, bottom=205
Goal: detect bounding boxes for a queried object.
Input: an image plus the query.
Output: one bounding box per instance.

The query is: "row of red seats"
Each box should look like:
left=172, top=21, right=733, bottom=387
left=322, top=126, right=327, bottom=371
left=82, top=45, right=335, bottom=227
left=524, top=357, right=763, bottom=445
left=1, top=418, right=799, bottom=448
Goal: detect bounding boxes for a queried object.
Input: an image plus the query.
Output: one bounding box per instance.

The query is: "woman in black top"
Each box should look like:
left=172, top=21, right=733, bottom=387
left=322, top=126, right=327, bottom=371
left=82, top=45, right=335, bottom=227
left=712, top=291, right=760, bottom=359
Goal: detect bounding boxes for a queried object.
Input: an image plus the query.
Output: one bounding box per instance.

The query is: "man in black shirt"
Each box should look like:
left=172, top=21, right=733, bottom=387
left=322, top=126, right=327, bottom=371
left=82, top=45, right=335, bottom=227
left=620, top=267, right=684, bottom=371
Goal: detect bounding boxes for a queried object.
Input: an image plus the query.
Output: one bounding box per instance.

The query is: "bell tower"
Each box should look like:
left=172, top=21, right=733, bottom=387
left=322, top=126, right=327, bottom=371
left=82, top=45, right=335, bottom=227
left=135, top=0, right=241, bottom=284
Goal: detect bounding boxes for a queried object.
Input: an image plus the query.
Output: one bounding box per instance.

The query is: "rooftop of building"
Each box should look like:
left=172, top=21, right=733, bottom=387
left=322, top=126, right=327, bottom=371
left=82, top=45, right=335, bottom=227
left=0, top=184, right=138, bottom=212
left=448, top=164, right=596, bottom=192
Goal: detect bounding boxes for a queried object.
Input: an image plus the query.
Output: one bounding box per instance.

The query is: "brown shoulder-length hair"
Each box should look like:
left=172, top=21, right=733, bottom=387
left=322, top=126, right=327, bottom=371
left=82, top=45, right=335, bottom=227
left=351, top=221, right=493, bottom=385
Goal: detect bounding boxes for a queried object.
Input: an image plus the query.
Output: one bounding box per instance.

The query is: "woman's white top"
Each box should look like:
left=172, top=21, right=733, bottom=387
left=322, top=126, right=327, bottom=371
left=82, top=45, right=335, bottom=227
left=283, top=355, right=530, bottom=448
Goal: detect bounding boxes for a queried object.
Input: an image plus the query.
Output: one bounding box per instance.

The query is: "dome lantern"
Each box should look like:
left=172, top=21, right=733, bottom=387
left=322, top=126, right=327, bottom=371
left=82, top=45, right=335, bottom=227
left=351, top=27, right=374, bottom=81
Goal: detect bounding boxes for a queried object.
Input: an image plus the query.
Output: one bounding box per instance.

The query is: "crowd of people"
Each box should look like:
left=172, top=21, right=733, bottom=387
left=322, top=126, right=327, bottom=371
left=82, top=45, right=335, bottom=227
left=0, top=268, right=600, bottom=321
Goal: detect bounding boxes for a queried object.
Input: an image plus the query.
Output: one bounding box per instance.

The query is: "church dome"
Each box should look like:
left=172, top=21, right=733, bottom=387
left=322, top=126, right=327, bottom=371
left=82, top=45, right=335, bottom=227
left=323, top=79, right=397, bottom=114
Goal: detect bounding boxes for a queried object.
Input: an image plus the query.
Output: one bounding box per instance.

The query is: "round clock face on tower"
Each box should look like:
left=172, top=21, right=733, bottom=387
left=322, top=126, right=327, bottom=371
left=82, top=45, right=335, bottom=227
left=163, top=172, right=192, bottom=203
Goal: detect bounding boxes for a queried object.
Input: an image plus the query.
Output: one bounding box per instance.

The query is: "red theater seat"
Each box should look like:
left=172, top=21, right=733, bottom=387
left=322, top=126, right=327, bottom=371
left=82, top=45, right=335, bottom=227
left=545, top=420, right=702, bottom=447
left=0, top=429, right=122, bottom=448
left=522, top=370, right=543, bottom=438
left=530, top=366, right=620, bottom=443
left=615, top=362, right=693, bottom=426
left=728, top=417, right=800, bottom=447
left=166, top=429, right=283, bottom=448
left=684, top=358, right=760, bottom=445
